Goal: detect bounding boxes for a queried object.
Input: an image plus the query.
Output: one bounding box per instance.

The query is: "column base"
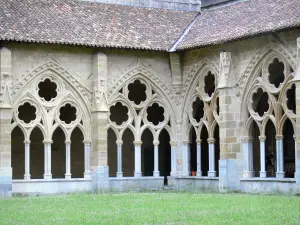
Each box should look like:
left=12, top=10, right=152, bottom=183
left=134, top=172, right=142, bottom=177
left=276, top=172, right=285, bottom=179
left=84, top=173, right=91, bottom=179
left=153, top=171, right=160, bottom=177
left=170, top=171, right=177, bottom=177
left=24, top=174, right=31, bottom=180
left=260, top=171, right=266, bottom=178
left=65, top=174, right=71, bottom=179
left=208, top=171, right=216, bottom=177
left=243, top=171, right=254, bottom=178
left=196, top=171, right=202, bottom=177
left=43, top=174, right=52, bottom=179
left=116, top=172, right=123, bottom=178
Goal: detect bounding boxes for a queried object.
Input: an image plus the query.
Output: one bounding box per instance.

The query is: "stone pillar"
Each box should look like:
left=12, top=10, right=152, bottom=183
left=276, top=135, right=284, bottom=179
left=134, top=141, right=142, bottom=177
left=218, top=51, right=241, bottom=192
left=43, top=140, right=52, bottom=179
left=196, top=140, right=202, bottom=177
left=294, top=37, right=300, bottom=185
left=153, top=141, right=160, bottom=177
left=24, top=140, right=31, bottom=180
left=65, top=141, right=71, bottom=179
left=90, top=52, right=109, bottom=192
left=242, top=137, right=254, bottom=178
left=116, top=140, right=123, bottom=178
left=259, top=136, right=266, bottom=178
left=170, top=141, right=177, bottom=176
left=84, top=141, right=91, bottom=179
left=208, top=138, right=216, bottom=177
left=0, top=47, right=12, bottom=197
left=182, top=141, right=190, bottom=176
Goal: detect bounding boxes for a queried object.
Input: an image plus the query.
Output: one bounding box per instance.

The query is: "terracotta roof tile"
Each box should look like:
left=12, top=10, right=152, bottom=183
left=177, top=0, right=300, bottom=50
left=0, top=0, right=197, bottom=51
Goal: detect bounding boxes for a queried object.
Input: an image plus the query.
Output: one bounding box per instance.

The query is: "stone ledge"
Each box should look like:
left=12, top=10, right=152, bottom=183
left=176, top=176, right=219, bottom=180
left=13, top=178, right=92, bottom=183
left=109, top=177, right=164, bottom=181
left=240, top=178, right=296, bottom=183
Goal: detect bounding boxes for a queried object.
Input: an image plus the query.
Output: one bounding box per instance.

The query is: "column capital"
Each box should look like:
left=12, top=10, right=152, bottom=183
left=182, top=140, right=190, bottom=144
left=65, top=140, right=71, bottom=144
left=258, top=136, right=266, bottom=141
left=276, top=135, right=284, bottom=140
left=241, top=136, right=253, bottom=142
left=43, top=140, right=53, bottom=144
left=24, top=140, right=31, bottom=144
left=83, top=140, right=92, bottom=144
left=153, top=140, right=159, bottom=146
left=207, top=138, right=215, bottom=144
left=116, top=140, right=123, bottom=145
left=170, top=141, right=177, bottom=146
left=196, top=139, right=202, bottom=144
left=134, top=140, right=143, bottom=146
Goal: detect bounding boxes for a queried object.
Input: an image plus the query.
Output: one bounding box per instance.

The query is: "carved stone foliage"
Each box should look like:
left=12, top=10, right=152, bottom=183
left=244, top=52, right=295, bottom=136
left=11, top=57, right=91, bottom=141
left=108, top=76, right=174, bottom=142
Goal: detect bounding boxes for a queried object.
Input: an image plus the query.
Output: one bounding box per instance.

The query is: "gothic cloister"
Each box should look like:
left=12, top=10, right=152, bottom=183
left=1, top=0, right=300, bottom=196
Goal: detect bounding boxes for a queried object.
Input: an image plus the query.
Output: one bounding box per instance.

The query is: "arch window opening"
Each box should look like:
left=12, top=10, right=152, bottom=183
left=265, top=121, right=276, bottom=177
left=268, top=58, right=285, bottom=88
left=141, top=129, right=154, bottom=177
left=11, top=127, right=25, bottom=179
left=214, top=125, right=220, bottom=177
left=38, top=78, right=57, bottom=101
left=283, top=120, right=295, bottom=178
left=52, top=127, right=66, bottom=178
left=251, top=122, right=260, bottom=177
left=30, top=127, right=44, bottom=179
left=70, top=127, right=84, bottom=178
left=159, top=129, right=171, bottom=184
left=122, top=129, right=135, bottom=177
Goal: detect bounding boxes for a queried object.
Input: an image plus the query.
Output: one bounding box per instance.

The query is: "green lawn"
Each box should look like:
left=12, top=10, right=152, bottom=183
left=0, top=192, right=299, bottom=224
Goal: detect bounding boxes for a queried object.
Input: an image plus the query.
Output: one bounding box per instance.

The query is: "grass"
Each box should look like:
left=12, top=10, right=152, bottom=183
left=0, top=192, right=299, bottom=224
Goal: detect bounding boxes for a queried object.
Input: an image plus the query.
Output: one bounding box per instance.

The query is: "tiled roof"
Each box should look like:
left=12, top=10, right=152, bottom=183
left=1, top=0, right=300, bottom=51
left=0, top=0, right=197, bottom=51
left=177, top=0, right=300, bottom=50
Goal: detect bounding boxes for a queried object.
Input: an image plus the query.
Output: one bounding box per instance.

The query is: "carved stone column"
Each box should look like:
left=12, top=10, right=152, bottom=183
left=241, top=137, right=254, bottom=178
left=170, top=141, right=177, bottom=176
left=24, top=140, right=31, bottom=180
left=116, top=140, right=123, bottom=178
left=276, top=135, right=284, bottom=179
left=134, top=141, right=142, bottom=177
left=218, top=51, right=241, bottom=192
left=65, top=140, right=71, bottom=179
left=90, top=52, right=109, bottom=192
left=0, top=47, right=12, bottom=197
left=182, top=140, right=190, bottom=176
left=153, top=141, right=160, bottom=177
left=259, top=136, right=266, bottom=178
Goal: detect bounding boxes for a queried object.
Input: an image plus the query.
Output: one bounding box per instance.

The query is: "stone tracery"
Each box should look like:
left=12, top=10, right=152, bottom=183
left=242, top=51, right=296, bottom=179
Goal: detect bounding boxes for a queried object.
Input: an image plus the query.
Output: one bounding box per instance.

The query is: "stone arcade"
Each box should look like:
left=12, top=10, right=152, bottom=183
left=1, top=0, right=300, bottom=196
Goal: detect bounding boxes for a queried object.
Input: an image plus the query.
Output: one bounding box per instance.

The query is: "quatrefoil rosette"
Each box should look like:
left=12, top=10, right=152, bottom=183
left=54, top=100, right=82, bottom=128
left=14, top=99, right=41, bottom=128
left=248, top=86, right=274, bottom=122
left=188, top=95, right=206, bottom=126
left=142, top=100, right=169, bottom=129
left=123, top=78, right=151, bottom=110
left=108, top=101, right=134, bottom=130
left=35, top=75, right=62, bottom=106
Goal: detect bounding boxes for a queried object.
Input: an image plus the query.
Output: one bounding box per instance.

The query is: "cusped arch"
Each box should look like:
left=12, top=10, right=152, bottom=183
left=119, top=125, right=136, bottom=141
left=11, top=124, right=27, bottom=140
left=107, top=125, right=121, bottom=141
left=140, top=126, right=156, bottom=141
left=240, top=48, right=294, bottom=103
left=182, top=62, right=219, bottom=118
left=51, top=124, right=68, bottom=141
left=261, top=116, right=277, bottom=136
left=28, top=125, right=46, bottom=141
left=278, top=114, right=295, bottom=136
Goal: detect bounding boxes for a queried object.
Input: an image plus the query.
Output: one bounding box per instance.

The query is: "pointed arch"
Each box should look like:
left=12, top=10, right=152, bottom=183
left=11, top=126, right=25, bottom=179
left=70, top=127, right=84, bottom=178
left=182, top=62, right=219, bottom=118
